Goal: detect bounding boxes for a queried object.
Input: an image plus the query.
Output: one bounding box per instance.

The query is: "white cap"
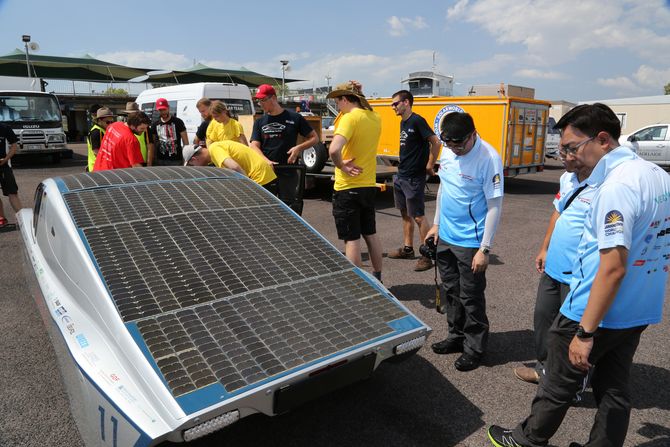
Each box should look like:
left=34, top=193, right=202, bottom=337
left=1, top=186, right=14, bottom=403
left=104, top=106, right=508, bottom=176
left=182, top=144, right=202, bottom=166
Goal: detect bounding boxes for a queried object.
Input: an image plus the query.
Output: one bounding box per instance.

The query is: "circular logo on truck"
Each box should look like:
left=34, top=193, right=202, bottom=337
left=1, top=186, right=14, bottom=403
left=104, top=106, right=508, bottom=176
left=433, top=104, right=466, bottom=135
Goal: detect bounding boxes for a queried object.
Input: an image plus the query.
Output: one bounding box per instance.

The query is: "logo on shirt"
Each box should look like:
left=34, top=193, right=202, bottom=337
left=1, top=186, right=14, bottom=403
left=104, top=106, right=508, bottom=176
left=492, top=173, right=501, bottom=189
left=262, top=122, right=286, bottom=134
left=604, top=210, right=624, bottom=236
left=633, top=260, right=646, bottom=266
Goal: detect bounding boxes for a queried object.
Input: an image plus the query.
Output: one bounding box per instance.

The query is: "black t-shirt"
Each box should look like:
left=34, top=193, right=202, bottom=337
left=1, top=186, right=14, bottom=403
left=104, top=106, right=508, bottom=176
left=398, top=113, right=435, bottom=178
left=0, top=124, right=18, bottom=158
left=196, top=118, right=210, bottom=142
left=151, top=115, right=187, bottom=160
left=251, top=109, right=313, bottom=164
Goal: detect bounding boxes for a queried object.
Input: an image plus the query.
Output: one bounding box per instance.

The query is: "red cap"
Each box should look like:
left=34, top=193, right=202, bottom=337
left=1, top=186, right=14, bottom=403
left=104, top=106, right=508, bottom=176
left=254, top=84, right=276, bottom=99
left=155, top=98, right=169, bottom=110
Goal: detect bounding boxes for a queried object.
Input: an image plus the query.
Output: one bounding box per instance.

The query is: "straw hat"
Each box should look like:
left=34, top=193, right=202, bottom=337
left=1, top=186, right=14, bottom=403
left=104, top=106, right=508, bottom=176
left=94, top=107, right=114, bottom=119
left=326, top=81, right=372, bottom=110
left=120, top=102, right=141, bottom=115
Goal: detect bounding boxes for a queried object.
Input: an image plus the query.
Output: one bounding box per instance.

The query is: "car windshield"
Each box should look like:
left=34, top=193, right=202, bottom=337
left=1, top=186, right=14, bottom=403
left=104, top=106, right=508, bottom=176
left=322, top=116, right=335, bottom=128
left=0, top=93, right=61, bottom=123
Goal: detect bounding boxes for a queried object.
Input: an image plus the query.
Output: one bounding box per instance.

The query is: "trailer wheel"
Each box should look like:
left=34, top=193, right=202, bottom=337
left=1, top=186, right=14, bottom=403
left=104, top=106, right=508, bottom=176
left=302, top=142, right=328, bottom=173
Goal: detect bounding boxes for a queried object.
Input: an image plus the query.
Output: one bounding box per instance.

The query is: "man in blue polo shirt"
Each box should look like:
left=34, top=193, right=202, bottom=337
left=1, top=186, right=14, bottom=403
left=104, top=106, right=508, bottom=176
left=489, top=103, right=670, bottom=447
left=514, top=148, right=595, bottom=384
left=426, top=111, right=503, bottom=372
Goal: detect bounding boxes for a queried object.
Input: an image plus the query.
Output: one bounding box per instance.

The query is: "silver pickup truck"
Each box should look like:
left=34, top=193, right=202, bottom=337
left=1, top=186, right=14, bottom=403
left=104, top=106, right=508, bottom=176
left=18, top=167, right=430, bottom=446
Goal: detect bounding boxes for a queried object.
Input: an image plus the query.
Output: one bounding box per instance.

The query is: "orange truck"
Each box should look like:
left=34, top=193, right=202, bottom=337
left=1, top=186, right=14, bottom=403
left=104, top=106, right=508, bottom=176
left=369, top=95, right=552, bottom=177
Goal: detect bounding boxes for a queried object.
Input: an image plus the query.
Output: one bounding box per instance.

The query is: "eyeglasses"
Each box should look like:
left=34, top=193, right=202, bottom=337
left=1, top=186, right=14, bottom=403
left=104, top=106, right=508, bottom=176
left=391, top=100, right=404, bottom=108
left=559, top=137, right=594, bottom=155
left=256, top=96, right=271, bottom=104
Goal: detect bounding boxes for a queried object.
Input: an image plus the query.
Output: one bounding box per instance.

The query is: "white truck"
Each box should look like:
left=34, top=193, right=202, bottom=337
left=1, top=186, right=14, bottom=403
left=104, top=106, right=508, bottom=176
left=134, top=83, right=255, bottom=143
left=0, top=76, right=67, bottom=161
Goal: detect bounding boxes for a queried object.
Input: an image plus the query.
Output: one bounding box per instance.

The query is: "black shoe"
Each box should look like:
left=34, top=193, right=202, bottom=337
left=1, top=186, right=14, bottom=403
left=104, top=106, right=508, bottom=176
left=487, top=425, right=526, bottom=446
left=568, top=443, right=583, bottom=447
left=455, top=353, right=481, bottom=371
left=431, top=339, right=463, bottom=355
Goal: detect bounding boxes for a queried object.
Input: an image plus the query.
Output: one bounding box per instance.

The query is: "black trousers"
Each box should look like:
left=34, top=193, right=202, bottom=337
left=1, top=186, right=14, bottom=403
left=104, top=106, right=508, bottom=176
left=436, top=242, right=488, bottom=358
left=513, top=315, right=646, bottom=447
left=271, top=166, right=305, bottom=216
left=533, top=272, right=570, bottom=372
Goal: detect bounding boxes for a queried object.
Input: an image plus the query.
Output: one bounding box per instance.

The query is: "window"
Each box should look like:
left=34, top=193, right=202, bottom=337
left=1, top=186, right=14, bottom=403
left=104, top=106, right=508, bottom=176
left=616, top=113, right=627, bottom=129
left=634, top=126, right=668, bottom=141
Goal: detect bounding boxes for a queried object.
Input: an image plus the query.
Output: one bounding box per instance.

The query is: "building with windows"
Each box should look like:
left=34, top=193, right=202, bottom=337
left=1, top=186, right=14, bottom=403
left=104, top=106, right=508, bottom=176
left=579, top=95, right=670, bottom=133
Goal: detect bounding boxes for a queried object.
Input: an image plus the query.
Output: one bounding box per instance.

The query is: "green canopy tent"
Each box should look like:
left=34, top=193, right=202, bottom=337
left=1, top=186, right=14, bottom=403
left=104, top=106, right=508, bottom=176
left=0, top=49, right=152, bottom=82
left=136, top=63, right=302, bottom=87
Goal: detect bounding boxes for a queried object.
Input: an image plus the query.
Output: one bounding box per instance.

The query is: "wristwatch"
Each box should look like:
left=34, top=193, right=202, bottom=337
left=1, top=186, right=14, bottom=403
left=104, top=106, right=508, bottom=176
left=480, top=246, right=490, bottom=255
left=575, top=325, right=595, bottom=339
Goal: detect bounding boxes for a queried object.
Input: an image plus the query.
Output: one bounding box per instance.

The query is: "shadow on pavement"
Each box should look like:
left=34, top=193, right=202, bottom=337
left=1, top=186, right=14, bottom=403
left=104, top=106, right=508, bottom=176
left=504, top=177, right=559, bottom=196
left=168, top=355, right=484, bottom=447
left=636, top=422, right=670, bottom=446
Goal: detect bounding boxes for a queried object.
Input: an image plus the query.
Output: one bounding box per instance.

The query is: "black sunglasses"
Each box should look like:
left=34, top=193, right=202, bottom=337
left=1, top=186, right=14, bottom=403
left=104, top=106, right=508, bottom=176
left=440, top=131, right=472, bottom=144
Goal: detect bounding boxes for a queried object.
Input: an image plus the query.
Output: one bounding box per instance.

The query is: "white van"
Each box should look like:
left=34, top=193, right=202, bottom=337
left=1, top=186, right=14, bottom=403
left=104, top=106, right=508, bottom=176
left=134, top=82, right=255, bottom=143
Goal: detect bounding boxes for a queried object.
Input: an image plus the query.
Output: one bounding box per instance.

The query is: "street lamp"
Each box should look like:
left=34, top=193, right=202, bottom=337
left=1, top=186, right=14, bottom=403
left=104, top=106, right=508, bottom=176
left=22, top=35, right=31, bottom=78
left=325, top=74, right=332, bottom=93
left=280, top=60, right=289, bottom=103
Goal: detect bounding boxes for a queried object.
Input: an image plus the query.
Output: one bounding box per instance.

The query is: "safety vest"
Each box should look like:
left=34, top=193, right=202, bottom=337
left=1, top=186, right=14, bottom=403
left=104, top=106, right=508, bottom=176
left=86, top=124, right=105, bottom=172
left=135, top=131, right=149, bottom=163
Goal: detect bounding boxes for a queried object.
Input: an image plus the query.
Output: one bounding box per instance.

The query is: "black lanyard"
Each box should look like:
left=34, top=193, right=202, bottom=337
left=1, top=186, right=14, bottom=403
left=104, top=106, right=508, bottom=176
left=563, top=184, right=588, bottom=211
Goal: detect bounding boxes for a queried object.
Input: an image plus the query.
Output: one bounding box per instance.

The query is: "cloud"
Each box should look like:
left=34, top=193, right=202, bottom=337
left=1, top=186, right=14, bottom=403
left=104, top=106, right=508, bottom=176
left=387, top=16, right=428, bottom=37
left=597, top=65, right=670, bottom=95
left=95, top=50, right=192, bottom=70
left=596, top=76, right=639, bottom=92
left=445, top=0, right=670, bottom=65
left=515, top=68, right=567, bottom=80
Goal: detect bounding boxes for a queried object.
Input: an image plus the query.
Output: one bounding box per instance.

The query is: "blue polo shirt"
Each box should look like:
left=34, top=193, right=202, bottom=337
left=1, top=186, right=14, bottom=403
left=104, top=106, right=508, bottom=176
left=544, top=172, right=595, bottom=284
left=436, top=136, right=503, bottom=248
left=561, top=146, right=670, bottom=328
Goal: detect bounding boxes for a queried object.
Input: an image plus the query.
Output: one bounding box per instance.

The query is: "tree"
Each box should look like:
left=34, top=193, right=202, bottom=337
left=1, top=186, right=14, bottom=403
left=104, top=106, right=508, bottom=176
left=665, top=82, right=670, bottom=95
left=103, top=87, right=129, bottom=96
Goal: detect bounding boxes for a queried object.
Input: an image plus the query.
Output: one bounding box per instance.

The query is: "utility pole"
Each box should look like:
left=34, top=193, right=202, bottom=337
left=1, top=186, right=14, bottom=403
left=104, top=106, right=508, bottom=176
left=22, top=35, right=31, bottom=78
left=280, top=60, right=289, bottom=103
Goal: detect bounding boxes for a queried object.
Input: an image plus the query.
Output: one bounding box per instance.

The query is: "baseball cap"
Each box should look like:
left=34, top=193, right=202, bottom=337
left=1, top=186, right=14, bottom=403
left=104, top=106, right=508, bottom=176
left=155, top=98, right=169, bottom=110
left=182, top=144, right=202, bottom=166
left=254, top=84, right=276, bottom=100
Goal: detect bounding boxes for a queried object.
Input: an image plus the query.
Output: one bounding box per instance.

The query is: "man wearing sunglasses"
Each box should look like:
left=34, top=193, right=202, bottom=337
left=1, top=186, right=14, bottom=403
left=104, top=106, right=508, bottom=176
left=86, top=107, right=115, bottom=172
left=489, top=103, right=670, bottom=447
left=426, top=112, right=504, bottom=372
left=387, top=90, right=441, bottom=272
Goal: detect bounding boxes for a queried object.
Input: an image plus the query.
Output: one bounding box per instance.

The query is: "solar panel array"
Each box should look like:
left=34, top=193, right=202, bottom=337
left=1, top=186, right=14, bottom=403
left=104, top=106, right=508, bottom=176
left=61, top=169, right=407, bottom=398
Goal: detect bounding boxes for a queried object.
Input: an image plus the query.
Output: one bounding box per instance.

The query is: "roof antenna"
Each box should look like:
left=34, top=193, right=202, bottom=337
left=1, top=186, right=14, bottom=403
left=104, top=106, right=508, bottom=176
left=432, top=51, right=437, bottom=71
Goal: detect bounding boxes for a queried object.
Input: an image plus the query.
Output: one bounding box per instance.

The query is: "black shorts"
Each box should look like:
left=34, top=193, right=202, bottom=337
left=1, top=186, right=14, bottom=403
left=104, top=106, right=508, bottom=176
left=0, top=164, right=18, bottom=196
left=393, top=175, right=426, bottom=217
left=332, top=187, right=377, bottom=241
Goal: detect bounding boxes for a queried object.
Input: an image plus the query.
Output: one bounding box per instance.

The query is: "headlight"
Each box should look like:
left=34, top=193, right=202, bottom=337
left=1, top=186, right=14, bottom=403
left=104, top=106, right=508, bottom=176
left=48, top=134, right=65, bottom=143
left=183, top=410, right=240, bottom=442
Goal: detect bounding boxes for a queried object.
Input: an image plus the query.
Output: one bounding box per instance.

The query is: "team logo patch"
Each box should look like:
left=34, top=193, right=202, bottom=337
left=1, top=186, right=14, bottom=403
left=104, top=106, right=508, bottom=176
left=492, top=173, right=501, bottom=189
left=433, top=104, right=466, bottom=136
left=604, top=210, right=624, bottom=236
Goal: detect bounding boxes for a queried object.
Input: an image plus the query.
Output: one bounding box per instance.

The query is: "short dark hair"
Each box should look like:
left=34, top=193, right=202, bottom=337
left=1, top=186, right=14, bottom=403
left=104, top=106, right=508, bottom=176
left=127, top=111, right=150, bottom=127
left=392, top=89, right=413, bottom=106
left=196, top=97, right=211, bottom=108
left=440, top=112, right=475, bottom=139
left=554, top=103, right=621, bottom=140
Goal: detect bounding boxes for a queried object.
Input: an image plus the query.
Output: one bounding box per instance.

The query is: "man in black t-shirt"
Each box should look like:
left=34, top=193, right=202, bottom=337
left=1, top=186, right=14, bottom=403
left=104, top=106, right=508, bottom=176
left=151, top=97, right=188, bottom=166
left=387, top=90, right=441, bottom=271
left=250, top=84, right=318, bottom=215
left=194, top=97, right=212, bottom=146
left=0, top=123, right=22, bottom=229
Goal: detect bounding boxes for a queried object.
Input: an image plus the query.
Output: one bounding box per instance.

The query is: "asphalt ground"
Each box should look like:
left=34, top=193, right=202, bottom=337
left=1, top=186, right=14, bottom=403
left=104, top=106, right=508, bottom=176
left=0, top=145, right=668, bottom=447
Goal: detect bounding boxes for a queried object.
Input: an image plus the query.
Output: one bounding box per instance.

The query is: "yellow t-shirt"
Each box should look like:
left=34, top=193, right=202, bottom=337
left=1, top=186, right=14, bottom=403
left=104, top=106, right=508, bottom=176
left=333, top=108, right=381, bottom=191
left=206, top=118, right=244, bottom=144
left=209, top=140, right=277, bottom=186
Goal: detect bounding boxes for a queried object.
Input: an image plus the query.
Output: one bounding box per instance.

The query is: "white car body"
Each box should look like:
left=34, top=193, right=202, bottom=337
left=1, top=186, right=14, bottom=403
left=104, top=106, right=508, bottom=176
left=619, top=123, right=670, bottom=166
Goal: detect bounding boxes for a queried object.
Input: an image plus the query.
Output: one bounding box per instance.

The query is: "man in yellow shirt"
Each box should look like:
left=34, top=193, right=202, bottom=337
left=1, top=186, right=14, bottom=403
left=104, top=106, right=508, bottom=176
left=182, top=141, right=276, bottom=187
left=205, top=100, right=248, bottom=147
left=327, top=81, right=383, bottom=281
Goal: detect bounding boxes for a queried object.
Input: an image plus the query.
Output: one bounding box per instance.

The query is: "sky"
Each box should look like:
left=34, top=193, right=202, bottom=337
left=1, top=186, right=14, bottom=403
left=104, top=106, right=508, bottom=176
left=1, top=0, right=670, bottom=102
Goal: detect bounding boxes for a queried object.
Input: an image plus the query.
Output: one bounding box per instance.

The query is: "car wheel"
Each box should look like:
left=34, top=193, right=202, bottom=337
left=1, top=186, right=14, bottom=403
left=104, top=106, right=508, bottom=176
left=302, top=142, right=328, bottom=173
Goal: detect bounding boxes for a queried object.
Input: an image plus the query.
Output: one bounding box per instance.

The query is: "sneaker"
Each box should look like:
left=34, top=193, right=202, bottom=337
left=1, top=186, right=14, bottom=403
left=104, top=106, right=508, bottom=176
left=513, top=366, right=540, bottom=384
left=0, top=216, right=7, bottom=227
left=388, top=246, right=415, bottom=259
left=487, top=425, right=526, bottom=447
left=431, top=338, right=463, bottom=355
left=414, top=255, right=433, bottom=271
